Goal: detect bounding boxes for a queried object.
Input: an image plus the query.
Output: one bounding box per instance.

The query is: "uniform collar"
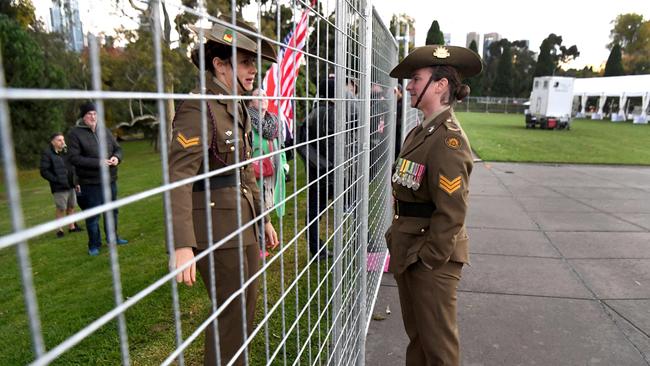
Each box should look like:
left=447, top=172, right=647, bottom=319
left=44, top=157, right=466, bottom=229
left=202, top=72, right=248, bottom=129
left=422, top=106, right=450, bottom=129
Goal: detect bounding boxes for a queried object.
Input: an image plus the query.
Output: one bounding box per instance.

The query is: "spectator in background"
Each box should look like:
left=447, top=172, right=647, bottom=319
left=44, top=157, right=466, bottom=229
left=297, top=77, right=336, bottom=260
left=67, top=102, right=128, bottom=256
left=247, top=88, right=287, bottom=258
left=394, top=83, right=404, bottom=159
left=39, top=132, right=82, bottom=238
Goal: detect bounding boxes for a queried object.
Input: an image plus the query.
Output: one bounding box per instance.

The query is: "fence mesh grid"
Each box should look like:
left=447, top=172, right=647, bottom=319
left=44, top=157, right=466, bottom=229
left=0, top=1, right=398, bottom=365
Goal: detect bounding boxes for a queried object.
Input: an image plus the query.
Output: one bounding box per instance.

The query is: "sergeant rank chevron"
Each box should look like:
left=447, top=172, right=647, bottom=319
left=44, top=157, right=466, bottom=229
left=439, top=174, right=461, bottom=195
left=176, top=133, right=200, bottom=148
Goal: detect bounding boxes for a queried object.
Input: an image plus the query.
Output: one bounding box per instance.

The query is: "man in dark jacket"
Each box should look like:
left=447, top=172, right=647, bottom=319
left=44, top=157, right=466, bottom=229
left=40, top=132, right=83, bottom=238
left=67, top=102, right=128, bottom=256
left=297, top=78, right=337, bottom=259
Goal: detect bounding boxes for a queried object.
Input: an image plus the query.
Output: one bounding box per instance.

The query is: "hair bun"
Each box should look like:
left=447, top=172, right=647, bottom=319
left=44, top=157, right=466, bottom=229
left=456, top=84, right=470, bottom=101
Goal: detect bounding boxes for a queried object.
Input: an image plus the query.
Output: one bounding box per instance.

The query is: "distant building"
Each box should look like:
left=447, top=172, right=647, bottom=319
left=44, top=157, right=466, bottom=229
left=466, top=32, right=480, bottom=51
left=443, top=33, right=451, bottom=45
left=483, top=32, right=500, bottom=59
left=49, top=0, right=84, bottom=52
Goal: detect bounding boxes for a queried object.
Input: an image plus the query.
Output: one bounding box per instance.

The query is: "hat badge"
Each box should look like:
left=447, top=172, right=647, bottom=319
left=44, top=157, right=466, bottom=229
left=223, top=29, right=234, bottom=43
left=433, top=46, right=450, bottom=59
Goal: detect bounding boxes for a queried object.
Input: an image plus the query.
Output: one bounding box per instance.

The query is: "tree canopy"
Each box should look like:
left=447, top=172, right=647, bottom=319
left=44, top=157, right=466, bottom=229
left=0, top=14, right=70, bottom=167
left=604, top=43, right=624, bottom=76
left=425, top=20, right=444, bottom=45
left=609, top=13, right=650, bottom=75
left=533, top=34, right=579, bottom=76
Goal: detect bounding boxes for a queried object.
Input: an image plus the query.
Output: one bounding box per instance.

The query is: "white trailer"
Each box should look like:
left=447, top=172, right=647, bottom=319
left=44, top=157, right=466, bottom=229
left=525, top=76, right=574, bottom=130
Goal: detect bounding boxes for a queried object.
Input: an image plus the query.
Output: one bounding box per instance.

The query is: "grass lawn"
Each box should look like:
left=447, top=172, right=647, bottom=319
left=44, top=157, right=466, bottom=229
left=0, top=140, right=335, bottom=365
left=458, top=112, right=650, bottom=165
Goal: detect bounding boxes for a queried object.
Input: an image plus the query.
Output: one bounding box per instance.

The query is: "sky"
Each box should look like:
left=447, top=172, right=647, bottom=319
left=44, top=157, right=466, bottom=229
left=34, top=0, right=650, bottom=70
left=372, top=0, right=650, bottom=70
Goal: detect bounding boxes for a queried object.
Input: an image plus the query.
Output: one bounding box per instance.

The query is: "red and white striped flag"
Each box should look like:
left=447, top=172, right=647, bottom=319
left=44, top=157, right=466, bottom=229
left=263, top=6, right=311, bottom=138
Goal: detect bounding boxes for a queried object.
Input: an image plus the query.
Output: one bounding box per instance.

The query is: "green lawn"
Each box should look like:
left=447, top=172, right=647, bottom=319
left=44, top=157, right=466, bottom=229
left=0, top=140, right=332, bottom=365
left=458, top=112, right=650, bottom=165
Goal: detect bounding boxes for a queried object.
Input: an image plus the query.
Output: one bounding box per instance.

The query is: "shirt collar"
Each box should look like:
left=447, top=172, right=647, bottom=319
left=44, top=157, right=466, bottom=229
left=422, top=106, right=450, bottom=129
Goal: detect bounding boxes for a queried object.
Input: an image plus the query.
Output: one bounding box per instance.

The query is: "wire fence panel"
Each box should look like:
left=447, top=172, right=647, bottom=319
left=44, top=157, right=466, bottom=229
left=460, top=96, right=529, bottom=114
left=0, top=1, right=398, bottom=365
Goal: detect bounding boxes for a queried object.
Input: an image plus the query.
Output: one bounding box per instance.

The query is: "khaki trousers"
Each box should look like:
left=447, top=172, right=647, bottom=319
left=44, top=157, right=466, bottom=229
left=196, top=244, right=259, bottom=366
left=395, top=260, right=463, bottom=366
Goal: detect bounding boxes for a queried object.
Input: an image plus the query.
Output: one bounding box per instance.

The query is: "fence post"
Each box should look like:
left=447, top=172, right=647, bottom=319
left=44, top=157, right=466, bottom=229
left=400, top=22, right=409, bottom=144
left=0, top=45, right=46, bottom=359
left=356, top=3, right=373, bottom=365
left=333, top=0, right=347, bottom=363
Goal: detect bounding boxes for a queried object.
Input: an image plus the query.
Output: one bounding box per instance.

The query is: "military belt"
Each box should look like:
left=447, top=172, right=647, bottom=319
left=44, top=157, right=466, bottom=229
left=192, top=174, right=238, bottom=192
left=395, top=200, right=436, bottom=218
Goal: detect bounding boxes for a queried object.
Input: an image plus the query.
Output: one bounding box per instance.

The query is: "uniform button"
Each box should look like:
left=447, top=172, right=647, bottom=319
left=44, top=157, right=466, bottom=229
left=241, top=166, right=245, bottom=170
left=242, top=188, right=248, bottom=194
left=210, top=202, right=215, bottom=207
left=247, top=152, right=251, bottom=158
left=230, top=146, right=235, bottom=151
left=394, top=215, right=399, bottom=220
left=420, top=228, right=426, bottom=233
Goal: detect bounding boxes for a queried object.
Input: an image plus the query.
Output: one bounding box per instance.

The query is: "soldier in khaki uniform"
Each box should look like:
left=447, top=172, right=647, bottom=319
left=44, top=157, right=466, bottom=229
left=386, top=45, right=482, bottom=365
left=169, top=20, right=279, bottom=366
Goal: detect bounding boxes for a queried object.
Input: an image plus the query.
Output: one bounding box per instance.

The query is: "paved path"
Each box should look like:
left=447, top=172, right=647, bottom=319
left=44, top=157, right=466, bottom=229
left=366, top=162, right=650, bottom=365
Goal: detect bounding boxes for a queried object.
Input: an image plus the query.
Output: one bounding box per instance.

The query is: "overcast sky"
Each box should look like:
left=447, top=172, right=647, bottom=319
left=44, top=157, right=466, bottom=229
left=372, top=0, right=650, bottom=70
left=34, top=0, right=650, bottom=70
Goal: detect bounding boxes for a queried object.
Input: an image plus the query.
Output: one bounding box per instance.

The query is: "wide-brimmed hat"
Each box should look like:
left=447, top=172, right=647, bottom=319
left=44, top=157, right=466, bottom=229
left=189, top=18, right=277, bottom=63
left=389, top=45, right=482, bottom=79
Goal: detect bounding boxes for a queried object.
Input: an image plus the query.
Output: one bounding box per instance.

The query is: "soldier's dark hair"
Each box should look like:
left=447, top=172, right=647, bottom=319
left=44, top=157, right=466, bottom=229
left=191, top=40, right=233, bottom=74
left=428, top=65, right=471, bottom=105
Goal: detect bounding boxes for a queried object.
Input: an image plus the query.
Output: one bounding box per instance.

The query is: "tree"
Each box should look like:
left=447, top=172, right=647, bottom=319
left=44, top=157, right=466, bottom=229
left=609, top=13, right=650, bottom=75
left=0, top=0, right=38, bottom=29
left=465, top=40, right=483, bottom=96
left=0, top=15, right=68, bottom=167
left=425, top=20, right=444, bottom=45
left=389, top=13, right=415, bottom=57
left=533, top=34, right=579, bottom=76
left=609, top=13, right=645, bottom=53
left=491, top=41, right=513, bottom=97
left=533, top=39, right=554, bottom=76
left=604, top=43, right=624, bottom=76
left=510, top=40, right=536, bottom=97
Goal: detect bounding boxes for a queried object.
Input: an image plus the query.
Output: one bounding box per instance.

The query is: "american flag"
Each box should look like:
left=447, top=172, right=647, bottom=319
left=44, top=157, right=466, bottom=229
left=263, top=6, right=311, bottom=138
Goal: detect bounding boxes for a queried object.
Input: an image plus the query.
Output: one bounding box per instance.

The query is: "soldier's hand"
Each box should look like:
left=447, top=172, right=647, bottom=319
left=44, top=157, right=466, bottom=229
left=175, top=247, right=196, bottom=286
left=264, top=222, right=279, bottom=250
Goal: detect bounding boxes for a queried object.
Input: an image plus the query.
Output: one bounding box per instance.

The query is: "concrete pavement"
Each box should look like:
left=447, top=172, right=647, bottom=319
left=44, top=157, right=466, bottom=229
left=366, top=162, right=650, bottom=365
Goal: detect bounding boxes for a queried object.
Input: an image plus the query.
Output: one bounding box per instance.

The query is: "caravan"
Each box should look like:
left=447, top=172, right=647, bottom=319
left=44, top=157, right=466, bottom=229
left=525, top=76, right=574, bottom=130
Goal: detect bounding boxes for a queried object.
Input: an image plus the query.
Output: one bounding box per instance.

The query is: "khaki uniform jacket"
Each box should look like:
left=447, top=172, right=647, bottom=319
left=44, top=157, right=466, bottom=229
left=386, top=108, right=472, bottom=274
left=169, top=73, right=266, bottom=250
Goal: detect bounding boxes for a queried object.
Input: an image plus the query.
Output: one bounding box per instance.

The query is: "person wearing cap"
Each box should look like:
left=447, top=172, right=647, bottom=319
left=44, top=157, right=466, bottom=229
left=385, top=45, right=482, bottom=365
left=168, top=19, right=279, bottom=366
left=39, top=132, right=82, bottom=237
left=67, top=102, right=128, bottom=256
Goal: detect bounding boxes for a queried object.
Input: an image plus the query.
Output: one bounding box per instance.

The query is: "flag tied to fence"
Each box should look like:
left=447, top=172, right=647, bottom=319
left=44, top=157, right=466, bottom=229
left=263, top=5, right=312, bottom=139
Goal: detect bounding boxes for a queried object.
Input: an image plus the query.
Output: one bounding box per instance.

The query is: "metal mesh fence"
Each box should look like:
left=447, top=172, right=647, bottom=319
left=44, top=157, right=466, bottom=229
left=0, top=1, right=398, bottom=365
